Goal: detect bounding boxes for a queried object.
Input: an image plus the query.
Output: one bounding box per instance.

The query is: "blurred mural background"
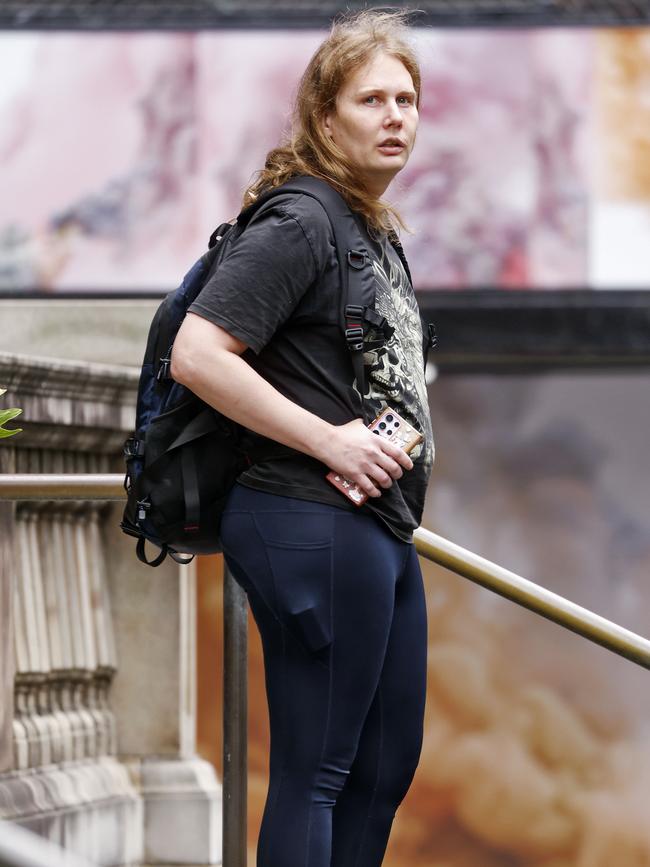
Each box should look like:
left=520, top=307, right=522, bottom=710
left=2, top=8, right=650, bottom=867
left=197, top=371, right=650, bottom=867
left=1, top=27, right=650, bottom=292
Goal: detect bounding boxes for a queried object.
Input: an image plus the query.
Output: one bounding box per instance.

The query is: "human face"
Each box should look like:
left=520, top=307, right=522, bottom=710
left=322, top=51, right=418, bottom=197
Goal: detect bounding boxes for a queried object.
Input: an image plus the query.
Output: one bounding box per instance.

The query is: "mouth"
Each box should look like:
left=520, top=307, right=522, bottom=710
left=377, top=138, right=407, bottom=155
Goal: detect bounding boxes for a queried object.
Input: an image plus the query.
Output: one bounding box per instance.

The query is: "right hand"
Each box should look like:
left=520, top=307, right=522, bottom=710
left=318, top=418, right=414, bottom=499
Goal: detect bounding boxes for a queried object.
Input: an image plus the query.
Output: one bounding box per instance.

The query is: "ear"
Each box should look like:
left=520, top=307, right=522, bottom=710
left=321, top=111, right=334, bottom=141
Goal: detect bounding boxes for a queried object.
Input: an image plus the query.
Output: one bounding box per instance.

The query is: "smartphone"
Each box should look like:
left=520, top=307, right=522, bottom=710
left=325, top=407, right=423, bottom=507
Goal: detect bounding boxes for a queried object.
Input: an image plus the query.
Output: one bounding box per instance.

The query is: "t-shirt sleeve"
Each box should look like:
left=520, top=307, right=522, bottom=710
left=188, top=202, right=321, bottom=354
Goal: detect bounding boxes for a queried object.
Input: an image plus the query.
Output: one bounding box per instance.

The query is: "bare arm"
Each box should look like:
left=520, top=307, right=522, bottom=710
left=170, top=312, right=413, bottom=498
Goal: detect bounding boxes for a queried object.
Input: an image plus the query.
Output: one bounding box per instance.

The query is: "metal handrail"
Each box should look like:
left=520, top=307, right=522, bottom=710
left=414, top=526, right=650, bottom=669
left=1, top=473, right=649, bottom=669
left=0, top=474, right=125, bottom=500
left=2, top=473, right=650, bottom=867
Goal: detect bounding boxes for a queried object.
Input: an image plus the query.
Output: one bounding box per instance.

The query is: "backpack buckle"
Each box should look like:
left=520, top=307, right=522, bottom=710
left=136, top=499, right=151, bottom=523
left=347, top=250, right=367, bottom=270
left=345, top=325, right=364, bottom=351
left=124, top=437, right=144, bottom=458
left=345, top=304, right=365, bottom=321
left=208, top=221, right=232, bottom=249
left=366, top=310, right=394, bottom=341
left=157, top=356, right=171, bottom=381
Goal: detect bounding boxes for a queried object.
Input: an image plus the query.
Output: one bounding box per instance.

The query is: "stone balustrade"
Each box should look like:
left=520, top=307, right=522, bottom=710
left=0, top=351, right=221, bottom=866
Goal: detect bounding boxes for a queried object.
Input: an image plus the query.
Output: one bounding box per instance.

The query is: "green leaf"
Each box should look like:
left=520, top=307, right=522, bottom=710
left=0, top=407, right=22, bottom=438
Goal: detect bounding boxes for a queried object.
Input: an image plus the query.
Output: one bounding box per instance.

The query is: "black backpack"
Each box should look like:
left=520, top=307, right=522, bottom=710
left=120, top=175, right=417, bottom=567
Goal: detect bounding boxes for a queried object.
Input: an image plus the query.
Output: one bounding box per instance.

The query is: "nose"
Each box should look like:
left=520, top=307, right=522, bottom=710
left=383, top=98, right=403, bottom=127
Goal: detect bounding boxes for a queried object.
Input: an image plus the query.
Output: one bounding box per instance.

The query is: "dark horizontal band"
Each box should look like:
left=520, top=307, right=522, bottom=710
left=1, top=0, right=648, bottom=30
left=418, top=288, right=650, bottom=372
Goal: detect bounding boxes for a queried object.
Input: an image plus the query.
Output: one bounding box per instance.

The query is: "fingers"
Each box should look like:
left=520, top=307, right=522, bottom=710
left=358, top=476, right=382, bottom=498
left=348, top=417, right=414, bottom=472
left=380, top=439, right=414, bottom=472
left=327, top=418, right=416, bottom=499
left=368, top=465, right=393, bottom=490
left=350, top=458, right=391, bottom=498
left=370, top=443, right=413, bottom=481
left=356, top=453, right=409, bottom=498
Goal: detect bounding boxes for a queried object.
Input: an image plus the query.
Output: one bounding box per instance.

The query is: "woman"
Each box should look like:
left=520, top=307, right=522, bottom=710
left=172, top=10, right=434, bottom=866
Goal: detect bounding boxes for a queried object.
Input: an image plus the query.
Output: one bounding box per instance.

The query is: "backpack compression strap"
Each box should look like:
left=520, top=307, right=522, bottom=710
left=135, top=537, right=194, bottom=567
left=237, top=177, right=396, bottom=416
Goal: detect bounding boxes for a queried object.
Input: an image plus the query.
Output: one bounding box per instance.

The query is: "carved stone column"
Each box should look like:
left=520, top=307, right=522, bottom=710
left=0, top=447, right=15, bottom=775
left=105, top=518, right=221, bottom=866
left=0, top=351, right=221, bottom=866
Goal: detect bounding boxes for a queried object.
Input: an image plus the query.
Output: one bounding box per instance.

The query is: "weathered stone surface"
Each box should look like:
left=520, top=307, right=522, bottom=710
left=0, top=350, right=139, bottom=452
left=140, top=756, right=221, bottom=865
left=0, top=503, right=15, bottom=773
left=104, top=505, right=185, bottom=757
left=0, top=352, right=218, bottom=865
left=0, top=758, right=143, bottom=866
left=0, top=300, right=157, bottom=369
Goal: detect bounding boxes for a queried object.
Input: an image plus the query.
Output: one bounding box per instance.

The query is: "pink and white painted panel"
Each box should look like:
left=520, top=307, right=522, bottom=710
left=0, top=29, right=648, bottom=292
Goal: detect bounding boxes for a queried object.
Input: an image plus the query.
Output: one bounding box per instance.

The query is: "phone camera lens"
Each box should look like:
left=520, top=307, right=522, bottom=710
left=393, top=420, right=400, bottom=427
left=386, top=414, right=393, bottom=423
left=373, top=429, right=380, bottom=435
left=379, top=422, right=386, bottom=430
left=386, top=429, right=393, bottom=436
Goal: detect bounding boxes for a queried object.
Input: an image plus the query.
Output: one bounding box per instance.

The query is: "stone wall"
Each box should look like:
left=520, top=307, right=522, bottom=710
left=0, top=479, right=14, bottom=774
left=0, top=351, right=221, bottom=866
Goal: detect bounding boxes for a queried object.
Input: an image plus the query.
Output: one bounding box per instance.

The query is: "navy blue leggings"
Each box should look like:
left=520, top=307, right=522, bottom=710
left=220, top=483, right=428, bottom=867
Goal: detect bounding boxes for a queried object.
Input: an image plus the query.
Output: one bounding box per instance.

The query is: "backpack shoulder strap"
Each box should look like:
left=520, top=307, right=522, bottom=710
left=238, top=176, right=394, bottom=415
left=388, top=232, right=413, bottom=287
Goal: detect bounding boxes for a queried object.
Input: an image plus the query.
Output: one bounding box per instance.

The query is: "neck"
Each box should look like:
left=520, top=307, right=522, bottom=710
left=364, top=174, right=392, bottom=198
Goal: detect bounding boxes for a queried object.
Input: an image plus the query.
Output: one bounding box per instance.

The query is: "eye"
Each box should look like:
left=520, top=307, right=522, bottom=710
left=397, top=94, right=415, bottom=106
left=364, top=95, right=380, bottom=105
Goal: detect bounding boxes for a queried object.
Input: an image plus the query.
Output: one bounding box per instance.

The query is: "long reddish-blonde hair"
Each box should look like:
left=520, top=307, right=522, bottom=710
left=242, top=10, right=420, bottom=235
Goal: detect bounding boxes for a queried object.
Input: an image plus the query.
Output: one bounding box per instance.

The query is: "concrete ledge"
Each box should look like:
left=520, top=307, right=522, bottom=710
left=139, top=757, right=222, bottom=866
left=0, top=757, right=143, bottom=866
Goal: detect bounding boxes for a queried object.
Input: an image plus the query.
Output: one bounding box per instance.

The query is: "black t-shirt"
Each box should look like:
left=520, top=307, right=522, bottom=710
left=188, top=190, right=434, bottom=542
